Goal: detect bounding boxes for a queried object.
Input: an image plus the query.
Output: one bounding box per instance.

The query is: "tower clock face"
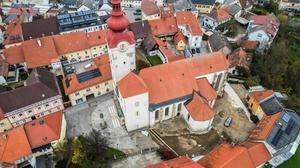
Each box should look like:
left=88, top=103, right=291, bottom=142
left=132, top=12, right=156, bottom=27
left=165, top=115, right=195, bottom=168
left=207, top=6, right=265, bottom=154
left=118, top=41, right=129, bottom=52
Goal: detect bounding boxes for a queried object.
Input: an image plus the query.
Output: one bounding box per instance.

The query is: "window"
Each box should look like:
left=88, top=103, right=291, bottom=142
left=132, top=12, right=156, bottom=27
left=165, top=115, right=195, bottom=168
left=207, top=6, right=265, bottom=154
left=38, top=107, right=41, bottom=110
left=45, top=104, right=49, bottom=107
left=41, top=112, right=44, bottom=116
left=85, top=51, right=88, bottom=54
left=105, top=82, right=109, bottom=86
left=135, top=102, right=139, bottom=107
left=12, top=116, right=15, bottom=119
left=177, top=103, right=182, bottom=112
left=98, top=92, right=101, bottom=95
left=96, top=85, right=100, bottom=89
left=165, top=107, right=169, bottom=117
left=86, top=88, right=91, bottom=92
left=136, top=111, right=139, bottom=116
left=155, top=110, right=159, bottom=120
left=19, top=113, right=23, bottom=117
left=257, top=33, right=262, bottom=37
left=187, top=114, right=190, bottom=121
left=28, top=110, right=32, bottom=113
left=75, top=92, right=80, bottom=96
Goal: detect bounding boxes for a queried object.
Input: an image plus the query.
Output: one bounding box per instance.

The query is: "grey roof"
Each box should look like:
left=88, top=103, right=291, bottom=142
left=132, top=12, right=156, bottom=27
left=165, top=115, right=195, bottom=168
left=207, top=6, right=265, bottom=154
left=208, top=32, right=231, bottom=52
left=143, top=34, right=158, bottom=52
left=168, top=0, right=197, bottom=12
left=260, top=96, right=283, bottom=116
left=191, top=0, right=216, bottom=5
left=129, top=20, right=151, bottom=39
left=266, top=110, right=300, bottom=150
left=0, top=68, right=61, bottom=114
left=227, top=4, right=241, bottom=16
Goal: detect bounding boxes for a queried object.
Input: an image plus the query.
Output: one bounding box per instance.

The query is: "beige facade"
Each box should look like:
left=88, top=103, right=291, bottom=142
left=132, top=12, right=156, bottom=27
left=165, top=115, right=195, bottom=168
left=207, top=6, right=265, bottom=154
left=0, top=118, right=13, bottom=133
left=195, top=4, right=215, bottom=14
left=6, top=97, right=64, bottom=127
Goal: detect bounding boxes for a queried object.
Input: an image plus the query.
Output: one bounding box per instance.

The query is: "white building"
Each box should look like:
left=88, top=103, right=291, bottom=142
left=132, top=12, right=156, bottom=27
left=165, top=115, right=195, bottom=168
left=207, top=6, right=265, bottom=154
left=121, top=0, right=142, bottom=8
left=202, top=8, right=232, bottom=30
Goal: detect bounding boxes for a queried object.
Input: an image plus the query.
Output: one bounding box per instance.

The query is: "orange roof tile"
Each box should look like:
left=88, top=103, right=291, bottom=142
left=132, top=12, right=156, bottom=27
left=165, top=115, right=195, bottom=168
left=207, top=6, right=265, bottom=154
left=168, top=55, right=185, bottom=62
left=160, top=4, right=175, bottom=18
left=196, top=78, right=217, bottom=101
left=250, top=90, right=274, bottom=103
left=147, top=156, right=205, bottom=168
left=117, top=72, right=149, bottom=98
left=53, top=32, right=90, bottom=55
left=22, top=37, right=59, bottom=68
left=63, top=64, right=112, bottom=95
left=240, top=41, right=259, bottom=51
left=176, top=11, right=203, bottom=36
left=198, top=143, right=255, bottom=168
left=24, top=111, right=63, bottom=149
left=249, top=112, right=282, bottom=140
left=3, top=45, right=25, bottom=65
left=87, top=30, right=108, bottom=47
left=185, top=91, right=215, bottom=121
left=242, top=141, right=271, bottom=167
left=149, top=17, right=178, bottom=36
left=174, top=31, right=187, bottom=45
left=3, top=18, right=23, bottom=45
left=0, top=126, right=32, bottom=163
left=141, top=0, right=160, bottom=15
left=139, top=51, right=229, bottom=104
left=93, top=54, right=110, bottom=67
left=211, top=8, right=231, bottom=22
left=159, top=46, right=176, bottom=59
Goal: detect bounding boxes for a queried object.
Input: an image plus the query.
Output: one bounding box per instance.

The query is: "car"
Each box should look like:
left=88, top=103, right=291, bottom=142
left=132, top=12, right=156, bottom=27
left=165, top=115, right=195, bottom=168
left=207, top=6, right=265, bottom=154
left=224, top=117, right=232, bottom=127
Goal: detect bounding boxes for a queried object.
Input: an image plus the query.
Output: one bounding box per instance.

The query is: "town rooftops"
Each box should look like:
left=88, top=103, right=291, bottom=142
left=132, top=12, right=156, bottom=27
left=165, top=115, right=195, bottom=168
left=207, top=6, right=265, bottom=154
left=196, top=78, right=217, bottom=101
left=149, top=17, right=178, bottom=36
left=250, top=89, right=274, bottom=103
left=174, top=31, right=187, bottom=45
left=191, top=0, right=216, bottom=5
left=86, top=29, right=108, bottom=47
left=117, top=72, right=149, bottom=98
left=141, top=0, right=160, bottom=15
left=176, top=11, right=203, bottom=36
left=227, top=48, right=249, bottom=69
left=207, top=8, right=231, bottom=22
left=249, top=14, right=280, bottom=27
left=143, top=34, right=158, bottom=52
left=185, top=91, right=215, bottom=121
left=208, top=32, right=231, bottom=52
left=3, top=18, right=23, bottom=45
left=129, top=21, right=151, bottom=39
left=198, top=142, right=271, bottom=168
left=0, top=68, right=61, bottom=114
left=240, top=40, right=259, bottom=51
left=147, top=156, right=204, bottom=168
left=171, top=0, right=197, bottom=12
left=2, top=45, right=25, bottom=65
left=0, top=126, right=32, bottom=164
left=24, top=111, right=63, bottom=149
left=21, top=17, right=59, bottom=41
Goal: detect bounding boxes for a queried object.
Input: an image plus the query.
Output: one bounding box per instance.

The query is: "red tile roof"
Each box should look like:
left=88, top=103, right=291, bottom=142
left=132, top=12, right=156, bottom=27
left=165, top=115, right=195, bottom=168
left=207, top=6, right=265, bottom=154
left=147, top=156, right=205, bottom=168
left=117, top=72, right=149, bottom=98
left=53, top=32, right=90, bottom=55
left=250, top=14, right=280, bottom=27
left=87, top=30, right=108, bottom=47
left=24, top=111, right=63, bottom=149
left=106, top=29, right=135, bottom=48
left=0, top=126, right=32, bottom=164
left=141, top=0, right=160, bottom=15
left=250, top=90, right=274, bottom=103
left=185, top=92, right=215, bottom=121
left=240, top=40, right=259, bottom=51
left=241, top=141, right=272, bottom=167
left=63, top=64, right=112, bottom=95
left=228, top=48, right=249, bottom=69
left=139, top=51, right=229, bottom=104
left=3, top=18, right=23, bottom=45
left=160, top=4, right=175, bottom=18
left=93, top=54, right=110, bottom=67
left=174, top=31, right=187, bottom=45
left=22, top=37, right=59, bottom=68
left=249, top=112, right=282, bottom=140
left=196, top=78, right=217, bottom=101
left=176, top=11, right=203, bottom=36
left=168, top=55, right=185, bottom=62
left=149, top=17, right=178, bottom=36
left=3, top=45, right=25, bottom=65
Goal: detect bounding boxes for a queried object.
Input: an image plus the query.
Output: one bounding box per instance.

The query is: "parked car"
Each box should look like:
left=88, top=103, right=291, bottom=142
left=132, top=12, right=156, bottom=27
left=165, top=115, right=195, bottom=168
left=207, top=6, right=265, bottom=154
left=224, top=117, right=232, bottom=127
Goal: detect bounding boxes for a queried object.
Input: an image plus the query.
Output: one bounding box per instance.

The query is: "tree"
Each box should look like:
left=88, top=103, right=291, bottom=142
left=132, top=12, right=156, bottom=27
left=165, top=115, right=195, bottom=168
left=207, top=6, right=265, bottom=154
left=71, top=137, right=85, bottom=165
left=54, top=140, right=67, bottom=161
left=84, top=129, right=108, bottom=161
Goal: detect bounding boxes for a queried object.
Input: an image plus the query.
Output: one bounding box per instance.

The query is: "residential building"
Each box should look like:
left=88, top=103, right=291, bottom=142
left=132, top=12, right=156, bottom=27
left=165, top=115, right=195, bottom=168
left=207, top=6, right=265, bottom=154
left=0, top=68, right=64, bottom=127
left=57, top=10, right=108, bottom=34
left=202, top=8, right=232, bottom=30
left=3, top=18, right=23, bottom=48
left=129, top=20, right=151, bottom=46
left=176, top=11, right=203, bottom=54
left=174, top=31, right=187, bottom=51
left=143, top=34, right=160, bottom=56
left=147, top=156, right=205, bottom=168
left=141, top=0, right=161, bottom=20
left=227, top=47, right=250, bottom=75
left=239, top=0, right=255, bottom=10
left=171, top=0, right=199, bottom=18
left=208, top=32, right=232, bottom=56
left=192, top=0, right=216, bottom=14
left=279, top=0, right=300, bottom=13
left=63, top=55, right=113, bottom=106
left=246, top=14, right=280, bottom=51
left=247, top=89, right=283, bottom=120
left=148, top=16, right=178, bottom=40
left=121, top=0, right=142, bottom=8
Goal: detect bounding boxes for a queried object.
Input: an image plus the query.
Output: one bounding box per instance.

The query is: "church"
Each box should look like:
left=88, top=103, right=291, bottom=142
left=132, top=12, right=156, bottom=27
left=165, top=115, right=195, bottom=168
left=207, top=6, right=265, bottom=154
left=106, top=0, right=230, bottom=132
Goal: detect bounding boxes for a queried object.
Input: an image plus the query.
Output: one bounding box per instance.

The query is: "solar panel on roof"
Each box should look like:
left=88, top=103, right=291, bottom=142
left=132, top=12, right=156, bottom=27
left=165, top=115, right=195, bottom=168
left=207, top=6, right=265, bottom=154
left=285, top=120, right=295, bottom=135
left=282, top=113, right=291, bottom=123
left=76, top=69, right=101, bottom=83
left=271, top=129, right=283, bottom=146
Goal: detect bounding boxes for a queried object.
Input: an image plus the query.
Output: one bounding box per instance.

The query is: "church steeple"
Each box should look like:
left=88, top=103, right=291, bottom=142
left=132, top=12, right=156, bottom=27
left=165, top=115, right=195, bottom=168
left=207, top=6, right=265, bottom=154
left=107, top=0, right=129, bottom=32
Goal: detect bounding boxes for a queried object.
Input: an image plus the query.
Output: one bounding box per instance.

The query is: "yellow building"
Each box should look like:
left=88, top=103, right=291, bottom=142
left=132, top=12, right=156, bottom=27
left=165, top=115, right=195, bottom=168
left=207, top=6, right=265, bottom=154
left=63, top=55, right=114, bottom=106
left=174, top=32, right=187, bottom=51
left=192, top=0, right=216, bottom=14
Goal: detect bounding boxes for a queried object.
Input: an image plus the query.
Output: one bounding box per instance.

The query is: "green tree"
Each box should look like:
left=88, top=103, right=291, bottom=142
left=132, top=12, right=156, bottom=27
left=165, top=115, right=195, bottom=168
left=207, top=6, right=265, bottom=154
left=84, top=129, right=108, bottom=161
left=71, top=137, right=85, bottom=165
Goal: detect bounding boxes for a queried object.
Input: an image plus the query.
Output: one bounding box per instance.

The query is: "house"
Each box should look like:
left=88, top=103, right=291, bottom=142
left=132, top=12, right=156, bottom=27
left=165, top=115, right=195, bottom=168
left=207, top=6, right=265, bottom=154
left=192, top=0, right=216, bottom=14
left=121, top=0, right=142, bottom=8
left=247, top=89, right=283, bottom=120
left=2, top=18, right=23, bottom=48
left=176, top=11, right=203, bottom=54
left=141, top=0, right=161, bottom=20
left=239, top=0, right=255, bottom=10
left=248, top=110, right=300, bottom=167
left=56, top=10, right=108, bottom=34
left=225, top=3, right=242, bottom=18
left=0, top=111, right=66, bottom=167
left=202, top=8, right=232, bottom=30
left=208, top=32, right=232, bottom=56
left=239, top=40, right=259, bottom=51
left=129, top=20, right=151, bottom=46
left=246, top=14, right=280, bottom=51
left=149, top=17, right=178, bottom=40
left=171, top=0, right=199, bottom=18
left=279, top=0, right=300, bottom=14
left=62, top=55, right=113, bottom=106
left=227, top=47, right=250, bottom=75
left=174, top=31, right=187, bottom=51
left=21, top=17, right=59, bottom=41
left=147, top=156, right=205, bottom=168
left=0, top=68, right=64, bottom=127
left=143, top=34, right=160, bottom=56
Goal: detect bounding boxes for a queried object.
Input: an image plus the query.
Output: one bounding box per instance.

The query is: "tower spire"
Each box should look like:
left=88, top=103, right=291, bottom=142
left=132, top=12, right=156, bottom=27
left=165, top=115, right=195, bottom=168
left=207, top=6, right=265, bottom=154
left=107, top=0, right=129, bottom=32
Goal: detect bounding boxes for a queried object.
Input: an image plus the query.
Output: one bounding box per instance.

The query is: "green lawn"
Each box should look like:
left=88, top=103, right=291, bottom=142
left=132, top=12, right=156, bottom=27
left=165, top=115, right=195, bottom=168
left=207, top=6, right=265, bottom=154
left=147, top=55, right=163, bottom=66
left=278, top=147, right=300, bottom=168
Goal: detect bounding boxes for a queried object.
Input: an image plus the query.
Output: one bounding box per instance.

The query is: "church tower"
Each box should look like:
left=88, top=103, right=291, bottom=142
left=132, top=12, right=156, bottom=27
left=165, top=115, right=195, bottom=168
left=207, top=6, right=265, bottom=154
left=106, top=0, right=136, bottom=83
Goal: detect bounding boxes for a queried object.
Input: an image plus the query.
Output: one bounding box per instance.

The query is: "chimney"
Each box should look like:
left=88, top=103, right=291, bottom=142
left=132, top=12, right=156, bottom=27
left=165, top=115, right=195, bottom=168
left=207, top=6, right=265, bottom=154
left=37, top=38, right=42, bottom=47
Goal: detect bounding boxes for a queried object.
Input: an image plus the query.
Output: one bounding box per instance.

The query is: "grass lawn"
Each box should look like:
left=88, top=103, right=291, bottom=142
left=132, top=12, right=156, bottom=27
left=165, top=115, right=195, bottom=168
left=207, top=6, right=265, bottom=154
left=147, top=55, right=163, bottom=66
left=278, top=147, right=300, bottom=168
